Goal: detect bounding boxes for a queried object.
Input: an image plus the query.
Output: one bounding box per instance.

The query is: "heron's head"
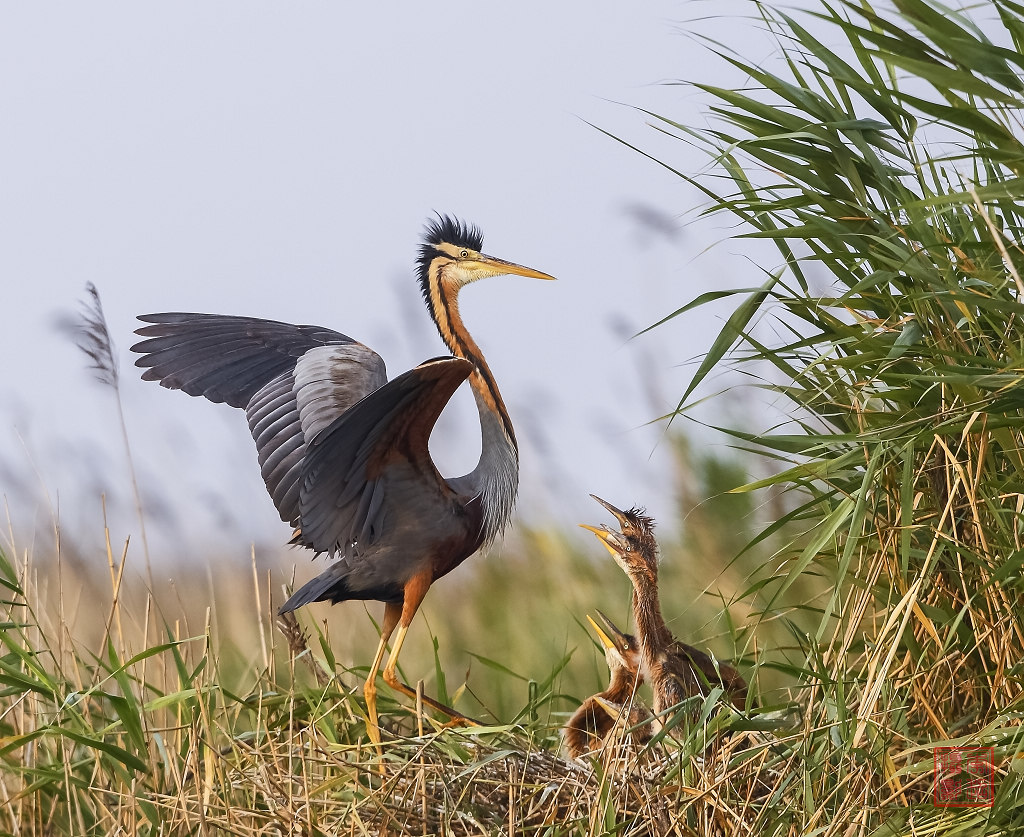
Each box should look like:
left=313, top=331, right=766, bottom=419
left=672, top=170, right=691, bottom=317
left=417, top=214, right=555, bottom=301
left=580, top=495, right=658, bottom=578
left=587, top=611, right=642, bottom=677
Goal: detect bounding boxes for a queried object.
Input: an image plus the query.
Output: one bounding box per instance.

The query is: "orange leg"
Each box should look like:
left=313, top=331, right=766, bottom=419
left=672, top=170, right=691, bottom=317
left=378, top=569, right=480, bottom=731
left=380, top=624, right=480, bottom=727
left=364, top=601, right=401, bottom=747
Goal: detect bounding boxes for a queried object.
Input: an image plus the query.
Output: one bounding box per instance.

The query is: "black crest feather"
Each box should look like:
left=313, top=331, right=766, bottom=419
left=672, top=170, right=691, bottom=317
left=620, top=506, right=659, bottom=566
left=416, top=214, right=484, bottom=300
left=423, top=214, right=484, bottom=251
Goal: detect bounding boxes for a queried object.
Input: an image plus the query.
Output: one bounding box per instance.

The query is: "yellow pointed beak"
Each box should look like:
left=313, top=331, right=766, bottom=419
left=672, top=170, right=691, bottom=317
left=579, top=522, right=626, bottom=558
left=586, top=614, right=616, bottom=651
left=479, top=253, right=556, bottom=281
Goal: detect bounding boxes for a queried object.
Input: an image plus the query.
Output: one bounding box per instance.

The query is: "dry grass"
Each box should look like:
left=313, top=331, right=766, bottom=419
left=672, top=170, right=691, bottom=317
left=9, top=1, right=1024, bottom=832
left=1, top=506, right=1019, bottom=836
left=0, top=520, right=785, bottom=836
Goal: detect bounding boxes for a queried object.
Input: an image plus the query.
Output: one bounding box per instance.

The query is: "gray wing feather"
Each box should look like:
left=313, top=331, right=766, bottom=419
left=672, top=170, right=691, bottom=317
left=247, top=376, right=306, bottom=522
left=132, top=313, right=361, bottom=408
left=293, top=345, right=388, bottom=441
left=132, top=313, right=388, bottom=526
left=245, top=344, right=387, bottom=525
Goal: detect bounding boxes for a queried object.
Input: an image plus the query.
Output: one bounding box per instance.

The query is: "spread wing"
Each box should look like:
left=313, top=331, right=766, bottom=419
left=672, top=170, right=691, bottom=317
left=132, top=313, right=370, bottom=407
left=297, top=356, right=474, bottom=555
left=131, top=313, right=388, bottom=525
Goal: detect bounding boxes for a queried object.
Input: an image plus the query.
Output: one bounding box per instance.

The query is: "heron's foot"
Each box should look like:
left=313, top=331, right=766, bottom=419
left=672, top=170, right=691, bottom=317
left=361, top=709, right=389, bottom=776
left=364, top=713, right=383, bottom=747
left=382, top=670, right=482, bottom=729
left=415, top=696, right=482, bottom=730
left=440, top=714, right=480, bottom=730
left=363, top=678, right=387, bottom=763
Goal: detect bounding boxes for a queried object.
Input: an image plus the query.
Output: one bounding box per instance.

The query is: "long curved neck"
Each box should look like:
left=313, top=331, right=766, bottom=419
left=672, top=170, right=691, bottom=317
left=428, top=273, right=516, bottom=445
left=629, top=567, right=673, bottom=670
left=427, top=268, right=519, bottom=542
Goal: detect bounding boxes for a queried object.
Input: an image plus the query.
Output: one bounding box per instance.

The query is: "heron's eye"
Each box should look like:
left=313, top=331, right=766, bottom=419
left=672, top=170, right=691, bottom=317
left=623, top=643, right=630, bottom=650
left=460, top=249, right=469, bottom=258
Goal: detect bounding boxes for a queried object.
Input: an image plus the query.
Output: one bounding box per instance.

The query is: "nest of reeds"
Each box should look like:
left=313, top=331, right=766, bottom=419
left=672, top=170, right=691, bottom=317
left=143, top=707, right=806, bottom=837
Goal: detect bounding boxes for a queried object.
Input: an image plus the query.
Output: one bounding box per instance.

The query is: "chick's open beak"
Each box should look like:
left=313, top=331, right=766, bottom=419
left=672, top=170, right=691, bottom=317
left=589, top=494, right=632, bottom=529
left=586, top=614, right=616, bottom=651
left=579, top=522, right=629, bottom=557
left=593, top=609, right=632, bottom=650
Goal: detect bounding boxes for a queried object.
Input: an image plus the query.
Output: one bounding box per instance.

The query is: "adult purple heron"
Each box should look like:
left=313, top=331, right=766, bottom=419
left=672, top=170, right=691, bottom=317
left=131, top=215, right=555, bottom=741
left=581, top=496, right=749, bottom=719
left=563, top=611, right=651, bottom=759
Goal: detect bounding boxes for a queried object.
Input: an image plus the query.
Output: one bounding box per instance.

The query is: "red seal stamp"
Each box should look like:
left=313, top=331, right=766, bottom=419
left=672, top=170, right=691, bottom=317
left=934, top=747, right=994, bottom=807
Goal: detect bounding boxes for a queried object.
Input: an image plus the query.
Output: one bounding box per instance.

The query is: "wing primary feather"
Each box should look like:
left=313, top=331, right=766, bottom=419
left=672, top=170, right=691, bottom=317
left=254, top=408, right=299, bottom=451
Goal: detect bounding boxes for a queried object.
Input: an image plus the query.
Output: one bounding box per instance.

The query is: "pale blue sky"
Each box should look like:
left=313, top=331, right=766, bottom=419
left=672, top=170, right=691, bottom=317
left=0, top=2, right=793, bottom=562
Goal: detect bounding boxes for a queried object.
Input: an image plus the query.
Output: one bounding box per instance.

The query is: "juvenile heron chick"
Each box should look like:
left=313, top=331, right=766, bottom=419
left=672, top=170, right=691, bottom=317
left=581, top=496, right=749, bottom=718
left=563, top=611, right=651, bottom=759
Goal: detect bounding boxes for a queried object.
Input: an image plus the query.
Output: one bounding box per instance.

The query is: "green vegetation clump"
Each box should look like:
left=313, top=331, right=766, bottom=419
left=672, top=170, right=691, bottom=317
left=6, top=1, right=1024, bottom=834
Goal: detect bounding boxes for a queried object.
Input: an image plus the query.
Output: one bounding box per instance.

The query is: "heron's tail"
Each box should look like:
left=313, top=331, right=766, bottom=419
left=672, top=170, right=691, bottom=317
left=278, top=566, right=401, bottom=615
